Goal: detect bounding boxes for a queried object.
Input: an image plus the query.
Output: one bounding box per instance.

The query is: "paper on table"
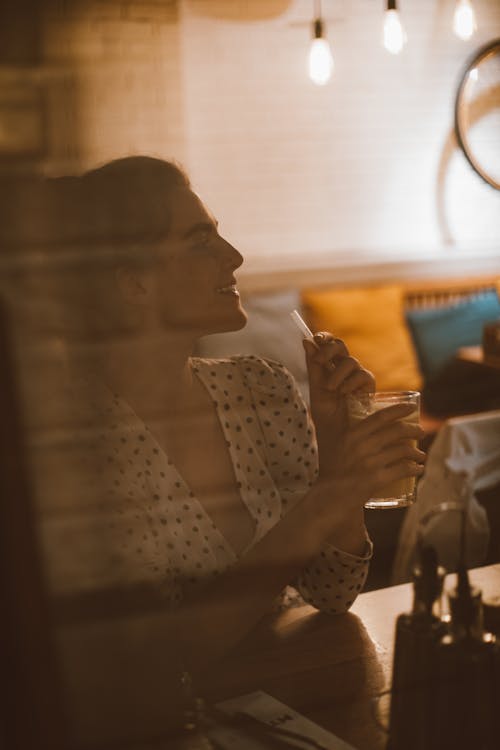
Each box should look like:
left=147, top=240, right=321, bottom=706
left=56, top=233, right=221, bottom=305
left=208, top=690, right=357, bottom=750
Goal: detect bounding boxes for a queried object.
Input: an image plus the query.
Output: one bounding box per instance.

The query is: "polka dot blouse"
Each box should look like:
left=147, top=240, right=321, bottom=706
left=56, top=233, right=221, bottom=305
left=45, top=355, right=371, bottom=614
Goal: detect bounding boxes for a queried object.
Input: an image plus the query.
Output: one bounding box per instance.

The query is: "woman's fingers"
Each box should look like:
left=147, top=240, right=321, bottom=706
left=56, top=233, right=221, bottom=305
left=312, top=332, right=349, bottom=363
left=369, top=460, right=425, bottom=492
left=361, top=441, right=426, bottom=470
left=350, top=443, right=425, bottom=493
left=345, top=425, right=424, bottom=469
left=374, top=417, right=423, bottom=446
left=324, top=359, right=375, bottom=394
left=303, top=334, right=349, bottom=372
left=324, top=356, right=360, bottom=388
left=351, top=423, right=424, bottom=465
left=334, top=408, right=425, bottom=480
left=351, top=403, right=422, bottom=439
left=303, top=333, right=375, bottom=395
left=341, top=369, right=375, bottom=395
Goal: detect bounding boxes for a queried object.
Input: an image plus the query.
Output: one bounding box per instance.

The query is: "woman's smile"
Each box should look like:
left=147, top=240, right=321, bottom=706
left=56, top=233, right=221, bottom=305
left=215, top=283, right=240, bottom=297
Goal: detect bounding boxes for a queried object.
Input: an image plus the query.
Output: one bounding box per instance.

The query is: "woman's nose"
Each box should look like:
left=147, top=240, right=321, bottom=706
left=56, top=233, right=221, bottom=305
left=220, top=237, right=244, bottom=270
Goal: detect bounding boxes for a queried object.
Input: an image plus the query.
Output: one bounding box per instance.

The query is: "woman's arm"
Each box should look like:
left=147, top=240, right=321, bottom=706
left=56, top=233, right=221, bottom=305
left=62, top=387, right=424, bottom=745
left=58, top=469, right=373, bottom=745
left=302, top=332, right=425, bottom=557
left=173, top=397, right=424, bottom=679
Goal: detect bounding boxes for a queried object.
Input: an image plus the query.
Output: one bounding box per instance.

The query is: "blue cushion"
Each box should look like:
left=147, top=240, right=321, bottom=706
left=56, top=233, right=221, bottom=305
left=405, top=291, right=500, bottom=381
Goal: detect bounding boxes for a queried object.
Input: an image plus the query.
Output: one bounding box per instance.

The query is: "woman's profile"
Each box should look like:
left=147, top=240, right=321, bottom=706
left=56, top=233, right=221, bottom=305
left=44, top=156, right=425, bottom=685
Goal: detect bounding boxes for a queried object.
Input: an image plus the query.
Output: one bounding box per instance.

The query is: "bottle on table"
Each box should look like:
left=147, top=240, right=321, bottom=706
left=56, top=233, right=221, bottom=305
left=432, top=562, right=500, bottom=750
left=388, top=542, right=447, bottom=750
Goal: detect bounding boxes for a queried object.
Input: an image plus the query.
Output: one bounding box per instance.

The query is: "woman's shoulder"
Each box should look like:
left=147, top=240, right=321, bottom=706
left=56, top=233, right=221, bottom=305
left=192, top=354, right=294, bottom=387
left=192, top=355, right=305, bottom=417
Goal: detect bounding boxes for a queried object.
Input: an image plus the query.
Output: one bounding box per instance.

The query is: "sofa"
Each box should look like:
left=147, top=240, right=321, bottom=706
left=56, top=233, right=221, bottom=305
left=195, top=270, right=500, bottom=590
left=197, top=274, right=500, bottom=423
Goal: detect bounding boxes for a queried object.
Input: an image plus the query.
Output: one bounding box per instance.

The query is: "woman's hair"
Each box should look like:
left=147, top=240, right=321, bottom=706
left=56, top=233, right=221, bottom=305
left=41, top=156, right=192, bottom=340
left=79, top=156, right=191, bottom=249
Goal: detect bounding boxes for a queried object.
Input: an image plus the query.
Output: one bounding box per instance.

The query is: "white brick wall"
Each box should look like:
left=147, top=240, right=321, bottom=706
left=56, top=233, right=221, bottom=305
left=40, top=0, right=500, bottom=266
left=42, top=0, right=185, bottom=170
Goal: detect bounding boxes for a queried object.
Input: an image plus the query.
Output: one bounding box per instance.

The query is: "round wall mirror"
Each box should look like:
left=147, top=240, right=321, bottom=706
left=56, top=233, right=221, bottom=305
left=455, top=38, right=500, bottom=190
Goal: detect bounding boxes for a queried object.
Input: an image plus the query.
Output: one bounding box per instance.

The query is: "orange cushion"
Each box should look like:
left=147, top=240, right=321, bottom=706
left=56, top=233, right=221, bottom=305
left=301, top=284, right=422, bottom=392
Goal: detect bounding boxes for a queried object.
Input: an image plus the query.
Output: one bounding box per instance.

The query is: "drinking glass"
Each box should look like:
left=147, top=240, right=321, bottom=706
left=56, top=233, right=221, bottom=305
left=348, top=391, right=421, bottom=509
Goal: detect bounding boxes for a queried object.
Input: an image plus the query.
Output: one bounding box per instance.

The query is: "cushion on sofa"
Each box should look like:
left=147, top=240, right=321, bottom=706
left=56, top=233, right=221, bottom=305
left=301, top=284, right=421, bottom=392
left=405, top=290, right=500, bottom=381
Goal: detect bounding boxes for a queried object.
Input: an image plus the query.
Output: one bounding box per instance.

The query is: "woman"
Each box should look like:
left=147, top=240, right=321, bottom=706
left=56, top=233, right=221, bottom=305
left=51, top=156, right=425, bottom=681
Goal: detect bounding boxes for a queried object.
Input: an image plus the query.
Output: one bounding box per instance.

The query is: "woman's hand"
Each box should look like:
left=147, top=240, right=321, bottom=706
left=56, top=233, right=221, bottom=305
left=330, top=400, right=425, bottom=497
left=302, top=331, right=424, bottom=503
left=303, top=331, right=375, bottom=429
left=306, top=400, right=425, bottom=552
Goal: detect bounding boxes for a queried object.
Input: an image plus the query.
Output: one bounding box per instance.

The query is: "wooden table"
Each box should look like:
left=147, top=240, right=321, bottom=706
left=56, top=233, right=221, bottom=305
left=57, top=565, right=500, bottom=749
left=208, top=564, right=500, bottom=750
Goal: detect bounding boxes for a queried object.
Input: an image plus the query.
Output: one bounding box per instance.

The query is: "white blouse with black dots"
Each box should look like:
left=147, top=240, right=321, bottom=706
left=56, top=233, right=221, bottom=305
left=44, top=355, right=372, bottom=613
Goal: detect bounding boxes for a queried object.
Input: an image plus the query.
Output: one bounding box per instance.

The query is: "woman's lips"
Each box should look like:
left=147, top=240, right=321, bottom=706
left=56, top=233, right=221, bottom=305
left=216, top=284, right=240, bottom=297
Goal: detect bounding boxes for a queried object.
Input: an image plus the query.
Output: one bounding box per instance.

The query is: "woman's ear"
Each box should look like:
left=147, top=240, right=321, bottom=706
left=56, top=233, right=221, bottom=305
left=115, top=266, right=152, bottom=307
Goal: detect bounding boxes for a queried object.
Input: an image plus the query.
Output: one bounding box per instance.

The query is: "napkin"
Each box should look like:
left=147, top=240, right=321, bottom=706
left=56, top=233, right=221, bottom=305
left=393, top=409, right=500, bottom=582
left=207, top=690, right=357, bottom=750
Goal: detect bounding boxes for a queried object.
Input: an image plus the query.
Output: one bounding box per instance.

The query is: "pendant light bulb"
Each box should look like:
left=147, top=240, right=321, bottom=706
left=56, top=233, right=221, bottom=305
left=383, top=2, right=407, bottom=55
left=453, top=0, right=477, bottom=41
left=308, top=18, right=334, bottom=86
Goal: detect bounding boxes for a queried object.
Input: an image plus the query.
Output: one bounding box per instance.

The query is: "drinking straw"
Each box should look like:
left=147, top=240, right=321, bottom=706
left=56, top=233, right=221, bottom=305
left=290, top=309, right=314, bottom=340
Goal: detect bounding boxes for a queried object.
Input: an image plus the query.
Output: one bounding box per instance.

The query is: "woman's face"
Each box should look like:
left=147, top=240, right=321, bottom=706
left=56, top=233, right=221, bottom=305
left=144, top=186, right=247, bottom=337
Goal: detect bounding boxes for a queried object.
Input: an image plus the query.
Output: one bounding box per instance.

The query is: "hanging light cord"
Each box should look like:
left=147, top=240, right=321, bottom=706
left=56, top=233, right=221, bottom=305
left=312, top=0, right=324, bottom=40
